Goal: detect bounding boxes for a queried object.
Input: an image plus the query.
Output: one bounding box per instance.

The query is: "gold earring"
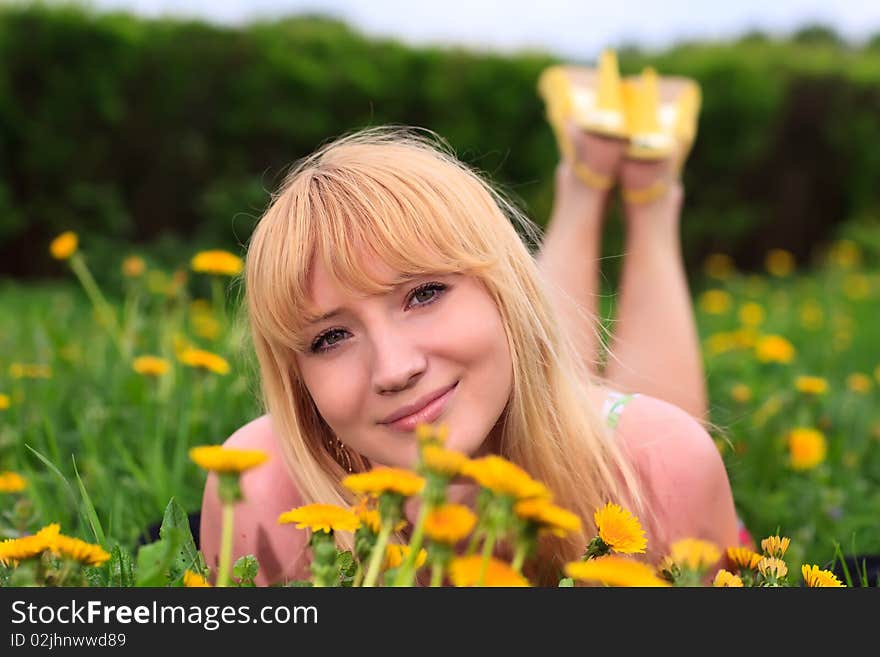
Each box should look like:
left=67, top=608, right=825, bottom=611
left=324, top=434, right=354, bottom=473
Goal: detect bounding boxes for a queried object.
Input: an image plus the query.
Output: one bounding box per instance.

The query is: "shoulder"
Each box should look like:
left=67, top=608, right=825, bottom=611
left=199, top=414, right=309, bottom=585
left=613, top=394, right=739, bottom=561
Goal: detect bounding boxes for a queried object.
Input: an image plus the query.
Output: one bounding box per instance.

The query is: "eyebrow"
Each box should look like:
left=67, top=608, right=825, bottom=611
left=305, top=275, right=424, bottom=326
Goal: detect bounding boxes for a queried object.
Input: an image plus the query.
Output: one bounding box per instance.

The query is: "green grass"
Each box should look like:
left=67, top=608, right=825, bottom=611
left=1, top=235, right=879, bottom=580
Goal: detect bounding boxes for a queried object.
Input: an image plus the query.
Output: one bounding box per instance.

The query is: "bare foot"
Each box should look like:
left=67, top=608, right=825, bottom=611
left=567, top=119, right=626, bottom=184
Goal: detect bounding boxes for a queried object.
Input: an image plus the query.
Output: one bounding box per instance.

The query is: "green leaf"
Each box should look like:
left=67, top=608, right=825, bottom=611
left=233, top=555, right=259, bottom=587
left=108, top=544, right=135, bottom=587
left=558, top=577, right=574, bottom=587
left=72, top=455, right=106, bottom=546
left=135, top=528, right=184, bottom=587
left=24, top=444, right=78, bottom=511
left=159, top=497, right=205, bottom=582
left=284, top=580, right=313, bottom=587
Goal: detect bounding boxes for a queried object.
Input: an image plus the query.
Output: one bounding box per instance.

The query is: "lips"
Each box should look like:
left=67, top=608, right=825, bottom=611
left=379, top=382, right=458, bottom=430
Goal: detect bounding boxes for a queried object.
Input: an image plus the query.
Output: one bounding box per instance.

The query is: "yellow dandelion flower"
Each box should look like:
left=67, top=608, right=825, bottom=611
left=0, top=393, right=10, bottom=410
left=132, top=355, right=171, bottom=377
left=827, top=239, right=861, bottom=269
left=713, top=569, right=744, bottom=587
left=705, top=332, right=738, bottom=356
left=787, top=427, right=827, bottom=471
left=192, top=314, right=221, bottom=340
left=414, top=422, right=448, bottom=445
left=755, top=335, right=796, bottom=364
left=843, top=274, right=870, bottom=300
left=698, top=289, right=732, bottom=315
left=0, top=471, right=27, bottom=493
left=765, top=248, right=795, bottom=277
left=191, top=250, right=243, bottom=277
left=342, top=467, right=425, bottom=498
left=757, top=556, right=788, bottom=579
left=795, top=375, right=828, bottom=396
left=383, top=544, right=427, bottom=570
left=52, top=535, right=111, bottom=566
left=738, top=302, right=765, bottom=327
left=802, top=564, right=845, bottom=587
left=460, top=455, right=550, bottom=501
left=799, top=300, right=824, bottom=330
left=0, top=523, right=61, bottom=566
left=564, top=555, right=669, bottom=587
left=189, top=445, right=269, bottom=474
left=9, top=363, right=53, bottom=379
left=594, top=502, right=647, bottom=554
left=733, top=328, right=758, bottom=348
left=190, top=298, right=212, bottom=314
left=421, top=445, right=468, bottom=477
left=50, top=231, right=78, bottom=260
left=277, top=503, right=359, bottom=534
left=731, top=383, right=752, bottom=403
left=183, top=570, right=212, bottom=587
left=670, top=538, right=721, bottom=571
left=656, top=555, right=678, bottom=580
left=727, top=546, right=762, bottom=571
left=847, top=373, right=872, bottom=394
left=514, top=498, right=582, bottom=538
left=424, top=504, right=478, bottom=545
left=449, top=555, right=530, bottom=587
left=351, top=499, right=406, bottom=534
left=122, top=255, right=146, bottom=278
left=760, top=535, right=791, bottom=558
left=177, top=348, right=230, bottom=375
left=703, top=253, right=735, bottom=280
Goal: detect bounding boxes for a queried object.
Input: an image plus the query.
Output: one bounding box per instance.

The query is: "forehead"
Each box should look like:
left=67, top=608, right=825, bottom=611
left=307, top=250, right=400, bottom=307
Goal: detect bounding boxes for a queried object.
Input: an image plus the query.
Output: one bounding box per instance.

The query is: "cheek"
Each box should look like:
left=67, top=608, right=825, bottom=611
left=300, top=362, right=364, bottom=429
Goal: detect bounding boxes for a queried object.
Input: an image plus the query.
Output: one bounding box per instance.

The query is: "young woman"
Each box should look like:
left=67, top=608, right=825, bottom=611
left=199, top=123, right=740, bottom=586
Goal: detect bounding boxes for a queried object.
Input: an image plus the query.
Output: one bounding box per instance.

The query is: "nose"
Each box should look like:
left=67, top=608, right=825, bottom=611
left=370, top=326, right=426, bottom=395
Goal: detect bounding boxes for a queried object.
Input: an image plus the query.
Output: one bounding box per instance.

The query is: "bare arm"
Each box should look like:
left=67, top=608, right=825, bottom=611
left=199, top=415, right=311, bottom=586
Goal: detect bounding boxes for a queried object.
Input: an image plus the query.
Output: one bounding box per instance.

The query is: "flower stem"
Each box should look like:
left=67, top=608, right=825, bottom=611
left=216, top=503, right=235, bottom=587
left=430, top=562, right=445, bottom=587
left=69, top=254, right=125, bottom=357
left=393, top=502, right=431, bottom=586
left=211, top=276, right=227, bottom=325
left=512, top=542, right=528, bottom=574
left=352, top=564, right=364, bottom=588
left=477, top=529, right=496, bottom=586
left=362, top=521, right=393, bottom=588
left=465, top=527, right=483, bottom=556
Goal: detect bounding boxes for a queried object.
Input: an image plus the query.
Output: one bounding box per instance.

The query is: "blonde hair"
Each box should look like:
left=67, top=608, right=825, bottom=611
left=244, top=125, right=647, bottom=584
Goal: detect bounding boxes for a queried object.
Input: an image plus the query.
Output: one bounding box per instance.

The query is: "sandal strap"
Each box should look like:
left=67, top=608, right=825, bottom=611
left=573, top=161, right=614, bottom=191
left=621, top=179, right=669, bottom=205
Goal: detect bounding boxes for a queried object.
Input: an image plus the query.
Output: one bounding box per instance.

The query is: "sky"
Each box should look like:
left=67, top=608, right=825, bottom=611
left=53, top=1, right=880, bottom=60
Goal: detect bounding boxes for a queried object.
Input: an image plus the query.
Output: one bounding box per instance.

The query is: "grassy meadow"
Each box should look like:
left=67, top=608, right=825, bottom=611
left=1, top=226, right=880, bottom=585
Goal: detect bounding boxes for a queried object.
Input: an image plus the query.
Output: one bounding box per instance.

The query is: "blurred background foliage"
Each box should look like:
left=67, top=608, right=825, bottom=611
left=3, top=4, right=880, bottom=287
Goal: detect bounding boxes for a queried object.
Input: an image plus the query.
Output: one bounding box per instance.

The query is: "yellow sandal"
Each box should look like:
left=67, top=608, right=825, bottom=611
left=537, top=49, right=627, bottom=191
left=621, top=67, right=701, bottom=205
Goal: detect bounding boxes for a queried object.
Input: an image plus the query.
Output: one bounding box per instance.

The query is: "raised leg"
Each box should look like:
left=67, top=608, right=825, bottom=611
left=602, top=157, right=707, bottom=420
left=536, top=123, right=624, bottom=375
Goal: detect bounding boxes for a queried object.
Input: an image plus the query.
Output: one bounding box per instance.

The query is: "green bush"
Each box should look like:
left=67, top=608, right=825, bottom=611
left=2, top=5, right=880, bottom=281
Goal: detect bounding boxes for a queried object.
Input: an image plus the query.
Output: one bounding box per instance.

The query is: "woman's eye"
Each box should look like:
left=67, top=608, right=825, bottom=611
left=310, top=282, right=447, bottom=354
left=407, top=282, right=447, bottom=308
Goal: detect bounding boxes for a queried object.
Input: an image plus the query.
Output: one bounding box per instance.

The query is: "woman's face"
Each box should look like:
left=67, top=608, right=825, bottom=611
left=294, top=254, right=514, bottom=469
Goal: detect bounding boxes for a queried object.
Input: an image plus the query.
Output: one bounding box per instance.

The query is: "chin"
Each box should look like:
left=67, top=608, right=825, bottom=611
left=443, top=425, right=489, bottom=458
